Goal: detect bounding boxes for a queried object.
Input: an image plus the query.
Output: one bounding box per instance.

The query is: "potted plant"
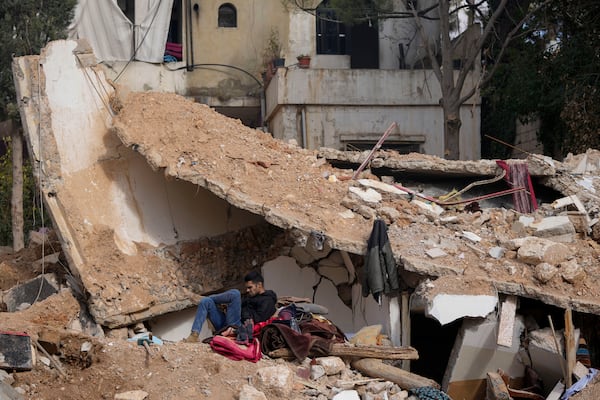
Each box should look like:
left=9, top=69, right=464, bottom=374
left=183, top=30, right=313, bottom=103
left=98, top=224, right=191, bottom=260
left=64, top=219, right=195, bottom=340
left=263, top=28, right=285, bottom=70
left=297, top=54, right=311, bottom=69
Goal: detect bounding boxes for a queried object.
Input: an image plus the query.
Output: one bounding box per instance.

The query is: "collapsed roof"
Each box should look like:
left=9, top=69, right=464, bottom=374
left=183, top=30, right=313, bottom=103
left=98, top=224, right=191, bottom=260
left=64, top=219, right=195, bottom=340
left=12, top=40, right=600, bottom=329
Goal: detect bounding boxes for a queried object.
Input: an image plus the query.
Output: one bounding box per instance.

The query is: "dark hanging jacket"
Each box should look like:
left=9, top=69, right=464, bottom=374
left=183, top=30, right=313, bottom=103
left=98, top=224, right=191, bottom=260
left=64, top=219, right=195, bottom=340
left=362, top=219, right=399, bottom=303
left=241, top=290, right=277, bottom=323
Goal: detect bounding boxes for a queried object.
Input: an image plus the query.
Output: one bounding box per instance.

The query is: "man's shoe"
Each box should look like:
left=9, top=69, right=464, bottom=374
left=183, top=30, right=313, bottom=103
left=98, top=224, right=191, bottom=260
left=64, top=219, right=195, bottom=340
left=184, top=331, right=200, bottom=343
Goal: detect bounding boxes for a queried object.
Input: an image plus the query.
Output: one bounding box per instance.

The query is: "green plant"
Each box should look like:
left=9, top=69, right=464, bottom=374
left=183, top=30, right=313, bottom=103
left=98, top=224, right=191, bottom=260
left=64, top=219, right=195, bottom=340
left=263, top=28, right=282, bottom=62
left=0, top=137, right=51, bottom=246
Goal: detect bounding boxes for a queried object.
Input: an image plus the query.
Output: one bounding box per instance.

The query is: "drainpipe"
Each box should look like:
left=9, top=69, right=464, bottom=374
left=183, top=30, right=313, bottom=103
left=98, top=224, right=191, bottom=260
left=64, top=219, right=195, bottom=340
left=260, top=91, right=266, bottom=130
left=185, top=0, right=195, bottom=71
left=301, top=107, right=307, bottom=149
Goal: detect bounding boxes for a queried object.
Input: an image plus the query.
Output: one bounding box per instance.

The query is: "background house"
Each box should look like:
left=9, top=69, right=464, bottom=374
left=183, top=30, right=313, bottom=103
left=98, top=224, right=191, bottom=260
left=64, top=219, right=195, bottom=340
left=68, top=0, right=481, bottom=158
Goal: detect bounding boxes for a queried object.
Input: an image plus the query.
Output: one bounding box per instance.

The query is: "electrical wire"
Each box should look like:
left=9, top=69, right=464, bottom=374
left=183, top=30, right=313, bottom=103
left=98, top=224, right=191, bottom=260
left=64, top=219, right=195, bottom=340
left=166, top=63, right=264, bottom=88
left=114, top=0, right=164, bottom=82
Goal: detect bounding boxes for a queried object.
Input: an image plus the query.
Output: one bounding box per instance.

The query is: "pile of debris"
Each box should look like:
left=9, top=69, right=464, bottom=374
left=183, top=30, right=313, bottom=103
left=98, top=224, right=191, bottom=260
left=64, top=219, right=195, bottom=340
left=3, top=39, right=600, bottom=399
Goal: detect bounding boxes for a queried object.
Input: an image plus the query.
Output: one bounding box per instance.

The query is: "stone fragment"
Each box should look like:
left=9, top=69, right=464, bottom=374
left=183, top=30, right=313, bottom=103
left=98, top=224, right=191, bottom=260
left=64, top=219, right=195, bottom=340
left=114, top=390, right=148, bottom=400
left=390, top=391, right=409, bottom=400
left=426, top=248, right=448, bottom=259
left=0, top=381, right=24, bottom=400
left=315, top=356, right=346, bottom=376
left=560, top=259, right=585, bottom=284
left=366, top=380, right=393, bottom=394
left=349, top=186, right=382, bottom=204
left=332, top=390, right=360, bottom=400
left=516, top=237, right=572, bottom=265
left=339, top=209, right=355, bottom=219
left=461, top=231, right=481, bottom=243
left=0, top=370, right=14, bottom=386
left=255, top=366, right=293, bottom=397
left=239, top=384, right=267, bottom=400
left=378, top=206, right=401, bottom=222
left=488, top=246, right=505, bottom=259
left=310, top=365, right=326, bottom=380
left=290, top=246, right=315, bottom=265
left=411, top=199, right=444, bottom=217
left=341, top=196, right=360, bottom=210
left=534, top=263, right=558, bottom=283
left=357, top=205, right=377, bottom=219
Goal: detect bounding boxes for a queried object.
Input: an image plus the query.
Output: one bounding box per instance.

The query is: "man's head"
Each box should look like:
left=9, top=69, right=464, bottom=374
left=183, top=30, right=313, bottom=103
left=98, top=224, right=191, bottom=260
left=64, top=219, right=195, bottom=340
left=244, top=271, right=265, bottom=297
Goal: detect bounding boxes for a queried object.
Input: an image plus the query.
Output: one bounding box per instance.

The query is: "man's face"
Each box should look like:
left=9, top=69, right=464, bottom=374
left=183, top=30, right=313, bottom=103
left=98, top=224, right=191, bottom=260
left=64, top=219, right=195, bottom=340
left=245, top=280, right=263, bottom=297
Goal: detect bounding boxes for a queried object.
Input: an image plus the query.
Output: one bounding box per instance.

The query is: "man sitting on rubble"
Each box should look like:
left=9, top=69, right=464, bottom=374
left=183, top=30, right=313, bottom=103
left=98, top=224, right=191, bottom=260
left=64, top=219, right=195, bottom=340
left=185, top=271, right=277, bottom=343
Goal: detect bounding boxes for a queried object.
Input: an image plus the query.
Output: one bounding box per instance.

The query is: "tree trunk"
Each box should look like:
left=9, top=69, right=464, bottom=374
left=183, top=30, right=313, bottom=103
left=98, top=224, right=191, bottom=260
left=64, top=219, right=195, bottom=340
left=11, top=123, right=24, bottom=251
left=443, top=106, right=462, bottom=160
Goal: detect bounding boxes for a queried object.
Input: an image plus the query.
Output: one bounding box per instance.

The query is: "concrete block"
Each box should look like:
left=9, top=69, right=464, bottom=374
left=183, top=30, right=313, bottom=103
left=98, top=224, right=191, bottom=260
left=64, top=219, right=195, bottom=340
left=349, top=186, right=382, bottom=204
left=427, top=293, right=497, bottom=325
left=411, top=199, right=444, bottom=217
left=532, top=216, right=576, bottom=239
left=358, top=179, right=408, bottom=197
left=0, top=331, right=32, bottom=371
left=528, top=327, right=580, bottom=393
left=516, top=237, right=572, bottom=265
left=0, top=370, right=14, bottom=385
left=443, top=315, right=525, bottom=389
left=426, top=247, right=448, bottom=259
left=318, top=251, right=344, bottom=268
left=3, top=274, right=59, bottom=312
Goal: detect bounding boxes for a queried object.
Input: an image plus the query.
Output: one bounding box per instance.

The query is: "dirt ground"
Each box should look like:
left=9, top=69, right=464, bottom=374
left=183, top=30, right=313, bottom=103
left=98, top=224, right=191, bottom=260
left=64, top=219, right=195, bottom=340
left=2, top=247, right=600, bottom=400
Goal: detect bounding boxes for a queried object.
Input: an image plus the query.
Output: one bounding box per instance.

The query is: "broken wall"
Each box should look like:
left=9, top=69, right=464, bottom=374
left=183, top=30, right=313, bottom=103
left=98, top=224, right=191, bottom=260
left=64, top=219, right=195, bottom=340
left=12, top=40, right=284, bottom=328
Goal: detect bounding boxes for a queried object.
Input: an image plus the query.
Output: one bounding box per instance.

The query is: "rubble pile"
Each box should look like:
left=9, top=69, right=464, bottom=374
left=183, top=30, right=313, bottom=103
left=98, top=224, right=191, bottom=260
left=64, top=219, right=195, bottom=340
left=4, top=39, right=600, bottom=399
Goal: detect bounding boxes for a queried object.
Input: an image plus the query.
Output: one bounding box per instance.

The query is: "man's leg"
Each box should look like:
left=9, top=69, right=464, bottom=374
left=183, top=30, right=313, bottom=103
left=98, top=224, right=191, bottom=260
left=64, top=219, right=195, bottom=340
left=208, top=289, right=241, bottom=329
left=191, top=297, right=224, bottom=334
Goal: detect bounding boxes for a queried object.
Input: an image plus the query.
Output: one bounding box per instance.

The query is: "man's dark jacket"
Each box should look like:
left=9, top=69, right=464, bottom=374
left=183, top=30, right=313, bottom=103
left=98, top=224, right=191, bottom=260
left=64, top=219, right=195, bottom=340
left=242, top=290, right=277, bottom=323
left=362, top=219, right=399, bottom=303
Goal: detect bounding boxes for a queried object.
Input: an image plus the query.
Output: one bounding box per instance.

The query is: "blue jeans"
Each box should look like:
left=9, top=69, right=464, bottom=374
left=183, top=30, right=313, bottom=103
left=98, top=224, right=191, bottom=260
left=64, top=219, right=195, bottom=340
left=191, top=289, right=241, bottom=334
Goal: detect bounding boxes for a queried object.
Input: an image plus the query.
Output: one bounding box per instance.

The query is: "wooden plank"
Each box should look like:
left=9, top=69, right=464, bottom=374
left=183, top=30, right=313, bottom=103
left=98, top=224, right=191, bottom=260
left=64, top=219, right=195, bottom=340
left=564, top=308, right=575, bottom=388
left=548, top=315, right=568, bottom=386
left=268, top=343, right=419, bottom=360
left=486, top=372, right=511, bottom=400
left=401, top=291, right=411, bottom=371
left=352, top=358, right=439, bottom=390
left=497, top=295, right=518, bottom=347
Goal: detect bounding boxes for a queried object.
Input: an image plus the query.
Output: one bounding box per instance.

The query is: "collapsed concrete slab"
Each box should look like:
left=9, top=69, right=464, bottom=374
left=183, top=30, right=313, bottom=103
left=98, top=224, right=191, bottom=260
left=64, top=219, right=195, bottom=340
left=13, top=39, right=600, bottom=332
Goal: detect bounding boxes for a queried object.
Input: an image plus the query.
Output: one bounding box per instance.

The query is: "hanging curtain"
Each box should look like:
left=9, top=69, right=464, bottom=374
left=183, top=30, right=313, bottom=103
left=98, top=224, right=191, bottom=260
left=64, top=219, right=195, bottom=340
left=68, top=0, right=174, bottom=63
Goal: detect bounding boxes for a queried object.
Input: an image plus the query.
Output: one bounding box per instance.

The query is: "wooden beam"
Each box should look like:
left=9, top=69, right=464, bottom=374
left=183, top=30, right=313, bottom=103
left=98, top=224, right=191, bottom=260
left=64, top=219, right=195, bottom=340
left=401, top=291, right=411, bottom=371
left=564, top=308, right=575, bottom=388
left=352, top=358, right=439, bottom=390
left=268, top=343, right=419, bottom=361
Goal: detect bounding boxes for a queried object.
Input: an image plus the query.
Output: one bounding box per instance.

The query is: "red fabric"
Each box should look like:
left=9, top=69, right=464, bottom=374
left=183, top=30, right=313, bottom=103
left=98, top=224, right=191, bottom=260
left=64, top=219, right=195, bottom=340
left=496, top=160, right=538, bottom=213
left=209, top=336, right=262, bottom=362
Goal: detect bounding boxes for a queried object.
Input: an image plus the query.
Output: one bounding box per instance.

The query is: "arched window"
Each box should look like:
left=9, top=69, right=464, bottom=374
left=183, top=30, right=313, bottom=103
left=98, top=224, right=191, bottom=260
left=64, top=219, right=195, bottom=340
left=218, top=3, right=237, bottom=28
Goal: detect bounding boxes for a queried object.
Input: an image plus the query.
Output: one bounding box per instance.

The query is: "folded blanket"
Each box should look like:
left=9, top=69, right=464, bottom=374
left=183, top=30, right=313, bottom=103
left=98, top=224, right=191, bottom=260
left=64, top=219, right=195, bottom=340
left=260, top=323, right=313, bottom=360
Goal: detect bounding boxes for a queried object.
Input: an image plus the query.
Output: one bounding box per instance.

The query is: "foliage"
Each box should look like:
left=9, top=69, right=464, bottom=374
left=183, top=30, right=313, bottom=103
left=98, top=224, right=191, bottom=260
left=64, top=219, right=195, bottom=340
left=482, top=0, right=600, bottom=159
left=0, top=0, right=77, bottom=121
left=328, top=0, right=392, bottom=25
left=0, top=0, right=76, bottom=244
left=0, top=137, right=50, bottom=245
left=263, top=27, right=282, bottom=62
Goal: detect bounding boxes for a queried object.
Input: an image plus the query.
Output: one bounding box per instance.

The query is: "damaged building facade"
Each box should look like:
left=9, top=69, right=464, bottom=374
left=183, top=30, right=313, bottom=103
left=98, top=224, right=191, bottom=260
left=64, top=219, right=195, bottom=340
left=68, top=0, right=482, bottom=159
left=8, top=35, right=600, bottom=399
